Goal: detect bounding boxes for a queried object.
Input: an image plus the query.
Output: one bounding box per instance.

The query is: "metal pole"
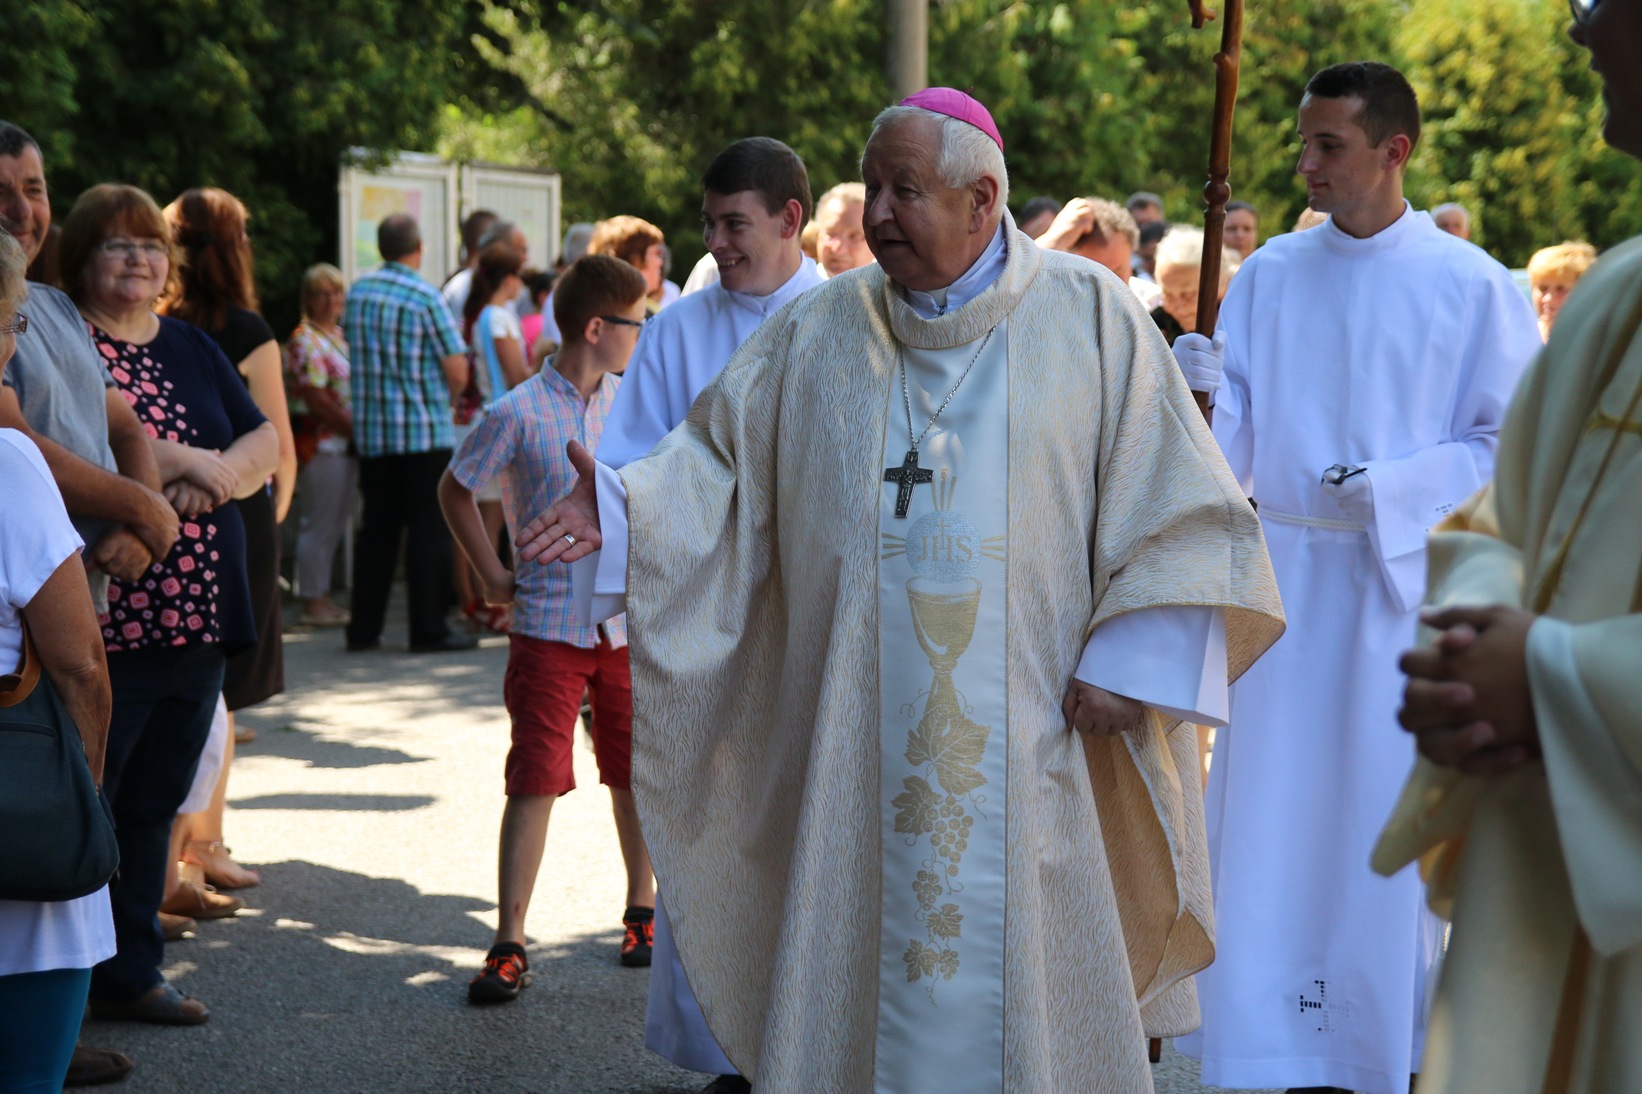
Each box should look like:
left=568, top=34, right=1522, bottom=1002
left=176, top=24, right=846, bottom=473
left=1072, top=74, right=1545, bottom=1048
left=887, top=0, right=928, bottom=101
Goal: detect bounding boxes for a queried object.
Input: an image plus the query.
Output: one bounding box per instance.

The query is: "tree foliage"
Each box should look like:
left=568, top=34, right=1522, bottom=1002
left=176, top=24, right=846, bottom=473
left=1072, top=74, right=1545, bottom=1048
left=10, top=0, right=1640, bottom=321
left=12, top=0, right=480, bottom=329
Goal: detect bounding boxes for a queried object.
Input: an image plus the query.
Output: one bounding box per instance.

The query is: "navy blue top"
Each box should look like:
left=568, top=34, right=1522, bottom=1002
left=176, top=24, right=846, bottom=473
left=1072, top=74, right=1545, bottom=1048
left=94, top=316, right=266, bottom=654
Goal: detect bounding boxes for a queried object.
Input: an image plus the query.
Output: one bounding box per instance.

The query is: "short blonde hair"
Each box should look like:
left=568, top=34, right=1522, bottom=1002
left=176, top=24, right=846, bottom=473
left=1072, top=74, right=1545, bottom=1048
left=0, top=232, right=27, bottom=326
left=588, top=216, right=665, bottom=269
left=1527, top=241, right=1597, bottom=287
left=300, top=263, right=346, bottom=316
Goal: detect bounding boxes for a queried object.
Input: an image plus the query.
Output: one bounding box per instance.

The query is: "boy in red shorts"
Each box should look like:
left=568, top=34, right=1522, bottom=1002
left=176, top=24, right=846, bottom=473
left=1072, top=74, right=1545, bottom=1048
left=439, top=255, right=655, bottom=1004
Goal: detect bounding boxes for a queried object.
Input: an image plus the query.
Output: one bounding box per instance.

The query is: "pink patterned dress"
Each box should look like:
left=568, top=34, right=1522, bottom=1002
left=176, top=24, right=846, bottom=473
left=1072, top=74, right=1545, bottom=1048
left=94, top=316, right=266, bottom=652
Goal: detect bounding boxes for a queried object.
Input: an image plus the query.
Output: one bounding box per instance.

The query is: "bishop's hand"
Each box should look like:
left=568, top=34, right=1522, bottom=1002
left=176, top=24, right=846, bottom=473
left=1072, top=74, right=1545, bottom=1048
left=1063, top=680, right=1147, bottom=737
left=515, top=441, right=602, bottom=565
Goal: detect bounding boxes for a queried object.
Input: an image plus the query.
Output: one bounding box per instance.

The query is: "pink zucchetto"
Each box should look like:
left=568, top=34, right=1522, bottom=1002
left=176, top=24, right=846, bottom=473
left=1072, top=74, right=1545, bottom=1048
left=896, top=87, right=1004, bottom=153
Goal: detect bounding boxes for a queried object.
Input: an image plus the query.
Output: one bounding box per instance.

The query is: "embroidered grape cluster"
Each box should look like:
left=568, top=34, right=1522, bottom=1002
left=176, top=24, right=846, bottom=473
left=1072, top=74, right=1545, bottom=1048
left=930, top=797, right=973, bottom=872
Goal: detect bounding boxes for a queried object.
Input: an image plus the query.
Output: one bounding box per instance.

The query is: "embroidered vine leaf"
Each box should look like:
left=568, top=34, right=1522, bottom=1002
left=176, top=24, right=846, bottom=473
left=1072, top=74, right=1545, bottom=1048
left=891, top=776, right=939, bottom=836
left=904, top=939, right=938, bottom=982
left=927, top=903, right=963, bottom=940
left=905, top=716, right=989, bottom=798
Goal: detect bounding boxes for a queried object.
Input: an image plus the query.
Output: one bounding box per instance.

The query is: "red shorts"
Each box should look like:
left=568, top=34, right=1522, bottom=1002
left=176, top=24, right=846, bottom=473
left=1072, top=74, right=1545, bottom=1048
left=502, top=633, right=632, bottom=797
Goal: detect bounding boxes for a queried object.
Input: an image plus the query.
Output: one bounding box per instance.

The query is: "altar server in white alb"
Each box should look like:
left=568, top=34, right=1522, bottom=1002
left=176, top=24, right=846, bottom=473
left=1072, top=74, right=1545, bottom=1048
left=521, top=89, right=1284, bottom=1091
left=1172, top=61, right=1541, bottom=1094
left=590, top=136, right=821, bottom=1093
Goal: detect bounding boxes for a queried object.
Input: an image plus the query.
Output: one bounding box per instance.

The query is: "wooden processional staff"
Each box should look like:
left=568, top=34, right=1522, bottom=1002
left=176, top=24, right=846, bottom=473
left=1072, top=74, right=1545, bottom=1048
left=1186, top=0, right=1246, bottom=425
left=1142, top=1, right=1242, bottom=1062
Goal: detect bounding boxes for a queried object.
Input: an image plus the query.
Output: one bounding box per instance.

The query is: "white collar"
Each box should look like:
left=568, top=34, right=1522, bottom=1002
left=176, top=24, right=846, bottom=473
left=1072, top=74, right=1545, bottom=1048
left=900, top=225, right=1008, bottom=320
left=722, top=257, right=823, bottom=318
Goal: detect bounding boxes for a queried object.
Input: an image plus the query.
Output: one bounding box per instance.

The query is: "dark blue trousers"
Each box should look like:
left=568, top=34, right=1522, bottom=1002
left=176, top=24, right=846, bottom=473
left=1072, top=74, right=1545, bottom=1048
left=90, top=645, right=223, bottom=1001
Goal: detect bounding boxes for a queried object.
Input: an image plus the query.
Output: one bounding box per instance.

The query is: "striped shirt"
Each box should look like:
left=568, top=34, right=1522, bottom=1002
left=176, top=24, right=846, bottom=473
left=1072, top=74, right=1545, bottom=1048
left=449, top=365, right=626, bottom=648
left=344, top=262, right=466, bottom=457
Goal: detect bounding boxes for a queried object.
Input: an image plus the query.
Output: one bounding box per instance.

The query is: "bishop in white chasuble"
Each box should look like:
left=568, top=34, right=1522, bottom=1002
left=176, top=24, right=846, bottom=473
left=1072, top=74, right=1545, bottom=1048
left=522, top=93, right=1284, bottom=1091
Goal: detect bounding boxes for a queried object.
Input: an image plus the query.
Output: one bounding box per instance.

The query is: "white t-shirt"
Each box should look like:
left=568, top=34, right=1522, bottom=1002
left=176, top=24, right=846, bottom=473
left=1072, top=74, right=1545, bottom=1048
left=0, top=428, right=117, bottom=975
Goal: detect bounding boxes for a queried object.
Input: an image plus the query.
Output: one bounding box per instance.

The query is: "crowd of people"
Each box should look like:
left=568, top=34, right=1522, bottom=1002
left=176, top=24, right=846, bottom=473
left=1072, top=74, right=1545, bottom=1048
left=0, top=12, right=1637, bottom=1093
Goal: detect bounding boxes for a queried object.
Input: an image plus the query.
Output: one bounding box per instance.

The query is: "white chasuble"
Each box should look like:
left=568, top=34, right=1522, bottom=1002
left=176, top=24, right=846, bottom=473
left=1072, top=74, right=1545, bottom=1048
left=876, top=326, right=1012, bottom=1091
left=605, top=224, right=1284, bottom=1090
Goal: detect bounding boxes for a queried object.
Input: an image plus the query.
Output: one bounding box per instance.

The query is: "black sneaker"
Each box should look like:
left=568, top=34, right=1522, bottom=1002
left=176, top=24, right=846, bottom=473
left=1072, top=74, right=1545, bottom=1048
left=468, top=942, right=531, bottom=1003
left=621, top=906, right=654, bottom=967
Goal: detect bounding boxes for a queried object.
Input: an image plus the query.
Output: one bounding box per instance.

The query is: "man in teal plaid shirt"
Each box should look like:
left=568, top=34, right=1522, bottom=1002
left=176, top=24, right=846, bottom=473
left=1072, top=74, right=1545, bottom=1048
left=344, top=213, right=473, bottom=652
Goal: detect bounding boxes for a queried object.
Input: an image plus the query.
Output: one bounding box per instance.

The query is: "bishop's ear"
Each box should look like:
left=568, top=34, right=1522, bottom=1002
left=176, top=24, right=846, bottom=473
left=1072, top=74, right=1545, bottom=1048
left=970, top=173, right=1002, bottom=233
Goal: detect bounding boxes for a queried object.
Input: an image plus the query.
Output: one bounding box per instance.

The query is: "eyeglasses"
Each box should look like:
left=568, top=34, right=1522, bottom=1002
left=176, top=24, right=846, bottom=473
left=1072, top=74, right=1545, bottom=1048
left=599, top=315, right=647, bottom=330
left=1569, top=0, right=1600, bottom=24
left=0, top=313, right=26, bottom=337
left=98, top=238, right=169, bottom=260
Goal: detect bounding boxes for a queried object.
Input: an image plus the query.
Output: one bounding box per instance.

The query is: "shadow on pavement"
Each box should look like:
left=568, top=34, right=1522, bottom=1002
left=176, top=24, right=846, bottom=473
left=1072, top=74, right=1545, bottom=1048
left=233, top=721, right=430, bottom=770
left=228, top=792, right=438, bottom=812
left=83, top=861, right=697, bottom=1093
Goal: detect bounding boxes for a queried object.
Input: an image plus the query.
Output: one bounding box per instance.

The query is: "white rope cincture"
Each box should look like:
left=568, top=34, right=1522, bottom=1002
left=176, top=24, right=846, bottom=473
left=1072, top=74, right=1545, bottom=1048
left=1257, top=506, right=1366, bottom=533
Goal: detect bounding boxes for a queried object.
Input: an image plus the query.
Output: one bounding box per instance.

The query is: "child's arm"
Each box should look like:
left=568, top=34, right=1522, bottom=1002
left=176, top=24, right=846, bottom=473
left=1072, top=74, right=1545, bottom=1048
left=438, top=469, right=516, bottom=606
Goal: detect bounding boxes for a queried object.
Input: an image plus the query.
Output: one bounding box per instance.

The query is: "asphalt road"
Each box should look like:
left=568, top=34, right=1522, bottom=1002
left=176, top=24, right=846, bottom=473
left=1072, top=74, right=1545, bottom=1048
left=82, top=601, right=1278, bottom=1094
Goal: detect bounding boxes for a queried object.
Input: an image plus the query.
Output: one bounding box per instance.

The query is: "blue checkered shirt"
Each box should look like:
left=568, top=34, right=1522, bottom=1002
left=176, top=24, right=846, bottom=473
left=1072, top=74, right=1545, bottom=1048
left=449, top=366, right=627, bottom=647
left=344, top=262, right=466, bottom=457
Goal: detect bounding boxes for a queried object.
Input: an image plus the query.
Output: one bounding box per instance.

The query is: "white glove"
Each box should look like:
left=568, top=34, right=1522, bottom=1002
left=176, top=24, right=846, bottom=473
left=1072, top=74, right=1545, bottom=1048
left=1172, top=330, right=1226, bottom=399
left=1326, top=469, right=1376, bottom=525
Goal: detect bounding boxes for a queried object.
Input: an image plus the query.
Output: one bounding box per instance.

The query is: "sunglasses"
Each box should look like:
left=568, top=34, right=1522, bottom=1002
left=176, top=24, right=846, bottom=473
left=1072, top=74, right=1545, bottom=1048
left=599, top=315, right=647, bottom=330
left=0, top=313, right=26, bottom=336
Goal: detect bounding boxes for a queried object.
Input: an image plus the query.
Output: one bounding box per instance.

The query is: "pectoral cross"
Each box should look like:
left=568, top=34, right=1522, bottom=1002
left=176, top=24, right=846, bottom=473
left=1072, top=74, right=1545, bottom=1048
left=884, top=448, right=934, bottom=518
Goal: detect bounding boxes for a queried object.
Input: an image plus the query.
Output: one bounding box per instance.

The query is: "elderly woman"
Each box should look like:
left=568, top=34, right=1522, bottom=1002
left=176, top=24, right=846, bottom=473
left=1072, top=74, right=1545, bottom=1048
left=0, top=231, right=120, bottom=1092
left=1526, top=240, right=1597, bottom=342
left=59, top=183, right=277, bottom=1024
left=1149, top=225, right=1242, bottom=346
left=285, top=263, right=355, bottom=627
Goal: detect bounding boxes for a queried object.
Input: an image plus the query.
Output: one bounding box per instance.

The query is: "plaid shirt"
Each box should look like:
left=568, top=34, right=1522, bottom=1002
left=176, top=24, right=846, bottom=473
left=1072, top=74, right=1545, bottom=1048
left=344, top=262, right=466, bottom=457
left=449, top=365, right=626, bottom=647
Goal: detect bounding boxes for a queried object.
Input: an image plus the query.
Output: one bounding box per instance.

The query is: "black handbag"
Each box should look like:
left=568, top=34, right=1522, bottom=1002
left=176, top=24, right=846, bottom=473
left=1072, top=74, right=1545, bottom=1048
left=0, top=618, right=119, bottom=901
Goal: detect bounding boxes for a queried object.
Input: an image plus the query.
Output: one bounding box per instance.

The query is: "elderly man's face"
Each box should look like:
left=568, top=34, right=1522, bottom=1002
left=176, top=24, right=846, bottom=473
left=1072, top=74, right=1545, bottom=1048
left=861, top=115, right=1000, bottom=292
left=1433, top=208, right=1470, bottom=239
left=816, top=196, right=870, bottom=277
left=0, top=145, right=50, bottom=263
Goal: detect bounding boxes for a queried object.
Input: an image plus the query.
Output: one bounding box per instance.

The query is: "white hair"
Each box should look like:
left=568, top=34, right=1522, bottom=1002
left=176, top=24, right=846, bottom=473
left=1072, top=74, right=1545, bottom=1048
left=866, top=105, right=1010, bottom=208
left=1432, top=202, right=1470, bottom=224
left=0, top=232, right=26, bottom=325
left=1155, top=225, right=1241, bottom=281
left=817, top=181, right=866, bottom=210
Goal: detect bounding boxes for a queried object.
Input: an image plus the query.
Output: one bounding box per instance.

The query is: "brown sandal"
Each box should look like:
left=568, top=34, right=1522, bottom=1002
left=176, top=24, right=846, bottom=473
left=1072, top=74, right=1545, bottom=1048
left=161, top=879, right=244, bottom=920
left=182, top=839, right=260, bottom=889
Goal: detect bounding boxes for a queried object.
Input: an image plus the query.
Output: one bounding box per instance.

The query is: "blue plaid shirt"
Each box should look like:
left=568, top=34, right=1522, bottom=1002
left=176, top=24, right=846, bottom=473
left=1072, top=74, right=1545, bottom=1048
left=344, top=262, right=466, bottom=457
left=449, top=365, right=626, bottom=648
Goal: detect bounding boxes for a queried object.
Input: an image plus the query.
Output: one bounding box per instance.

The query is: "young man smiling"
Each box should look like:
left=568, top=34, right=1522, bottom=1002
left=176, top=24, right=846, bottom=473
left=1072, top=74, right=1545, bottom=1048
left=1172, top=62, right=1541, bottom=1094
